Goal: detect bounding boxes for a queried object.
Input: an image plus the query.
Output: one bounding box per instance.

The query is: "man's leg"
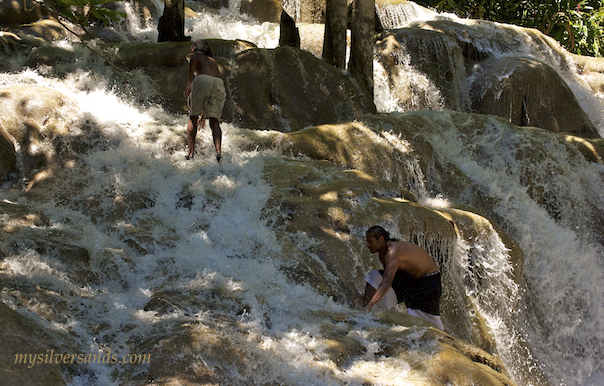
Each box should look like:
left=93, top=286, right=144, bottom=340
left=209, top=117, right=222, bottom=162
left=187, top=115, right=199, bottom=159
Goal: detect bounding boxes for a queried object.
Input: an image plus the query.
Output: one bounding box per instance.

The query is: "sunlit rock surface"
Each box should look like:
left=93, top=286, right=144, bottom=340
left=0, top=0, right=50, bottom=26
left=125, top=311, right=517, bottom=386
left=0, top=84, right=78, bottom=183
left=0, top=303, right=73, bottom=386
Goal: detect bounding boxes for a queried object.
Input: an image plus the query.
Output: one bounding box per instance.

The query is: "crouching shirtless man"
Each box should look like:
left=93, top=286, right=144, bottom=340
left=359, top=225, right=444, bottom=330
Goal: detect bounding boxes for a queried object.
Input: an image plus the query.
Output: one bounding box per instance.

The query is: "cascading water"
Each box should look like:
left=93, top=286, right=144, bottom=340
left=2, top=2, right=604, bottom=386
left=409, top=111, right=604, bottom=385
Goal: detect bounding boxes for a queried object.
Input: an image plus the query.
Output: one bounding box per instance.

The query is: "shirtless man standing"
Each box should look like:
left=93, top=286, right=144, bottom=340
left=360, top=225, right=444, bottom=330
left=183, top=39, right=226, bottom=162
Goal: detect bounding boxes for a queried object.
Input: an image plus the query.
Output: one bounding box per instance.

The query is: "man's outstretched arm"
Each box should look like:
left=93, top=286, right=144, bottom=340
left=365, top=256, right=398, bottom=312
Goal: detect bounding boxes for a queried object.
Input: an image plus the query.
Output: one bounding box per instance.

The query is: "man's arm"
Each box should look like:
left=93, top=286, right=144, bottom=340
left=184, top=53, right=198, bottom=98
left=365, top=253, right=398, bottom=312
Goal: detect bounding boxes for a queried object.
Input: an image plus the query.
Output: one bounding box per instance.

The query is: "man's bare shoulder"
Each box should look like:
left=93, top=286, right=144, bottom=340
left=186, top=52, right=198, bottom=62
left=390, top=241, right=428, bottom=258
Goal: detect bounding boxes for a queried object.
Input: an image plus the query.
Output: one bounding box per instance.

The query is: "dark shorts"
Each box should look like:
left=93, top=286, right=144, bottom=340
left=380, top=270, right=441, bottom=315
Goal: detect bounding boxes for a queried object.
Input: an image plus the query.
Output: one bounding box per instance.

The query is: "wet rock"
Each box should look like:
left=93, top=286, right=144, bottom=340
left=19, top=19, right=71, bottom=41
left=565, top=135, right=604, bottom=164
left=0, top=0, right=50, bottom=26
left=572, top=53, right=604, bottom=94
left=0, top=126, right=17, bottom=184
left=240, top=0, right=282, bottom=23
left=263, top=157, right=421, bottom=299
left=472, top=57, right=598, bottom=137
left=0, top=303, right=72, bottom=386
left=25, top=45, right=77, bottom=67
left=0, top=84, right=78, bottom=180
left=275, top=118, right=440, bottom=190
left=115, top=41, right=373, bottom=130
left=128, top=321, right=244, bottom=385
left=376, top=312, right=517, bottom=385
left=220, top=45, right=372, bottom=130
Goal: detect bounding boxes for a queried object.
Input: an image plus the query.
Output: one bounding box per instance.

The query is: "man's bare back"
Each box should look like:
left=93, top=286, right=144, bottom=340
left=187, top=51, right=221, bottom=79
left=184, top=51, right=221, bottom=100
left=383, top=241, right=439, bottom=279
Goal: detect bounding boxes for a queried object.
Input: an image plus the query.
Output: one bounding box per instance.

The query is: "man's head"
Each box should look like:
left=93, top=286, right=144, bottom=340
left=366, top=225, right=390, bottom=253
left=191, top=39, right=213, bottom=57
left=367, top=226, right=391, bottom=241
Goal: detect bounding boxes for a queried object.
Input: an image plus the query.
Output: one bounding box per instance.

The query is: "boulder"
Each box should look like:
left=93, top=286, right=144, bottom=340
left=472, top=57, right=599, bottom=137
left=221, top=45, right=373, bottom=130
left=0, top=126, right=16, bottom=184
left=125, top=311, right=517, bottom=386
left=246, top=118, right=525, bottom=351
left=0, top=0, right=49, bottom=26
left=115, top=40, right=373, bottom=131
left=19, top=19, right=71, bottom=41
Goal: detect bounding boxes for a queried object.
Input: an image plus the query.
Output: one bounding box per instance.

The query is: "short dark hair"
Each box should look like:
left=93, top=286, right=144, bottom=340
left=192, top=39, right=213, bottom=57
left=367, top=225, right=397, bottom=241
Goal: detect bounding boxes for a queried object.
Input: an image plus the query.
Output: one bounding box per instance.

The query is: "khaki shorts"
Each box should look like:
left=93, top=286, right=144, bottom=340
left=189, top=74, right=226, bottom=118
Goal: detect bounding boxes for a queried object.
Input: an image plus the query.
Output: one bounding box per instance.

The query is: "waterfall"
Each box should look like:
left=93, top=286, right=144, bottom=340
left=421, top=111, right=604, bottom=385
left=375, top=1, right=435, bottom=29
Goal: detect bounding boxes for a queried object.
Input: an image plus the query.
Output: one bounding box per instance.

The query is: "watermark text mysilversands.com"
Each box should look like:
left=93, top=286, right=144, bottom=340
left=14, top=350, right=151, bottom=368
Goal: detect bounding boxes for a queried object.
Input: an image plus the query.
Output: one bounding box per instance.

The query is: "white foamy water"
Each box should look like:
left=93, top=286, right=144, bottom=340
left=2, top=69, right=435, bottom=385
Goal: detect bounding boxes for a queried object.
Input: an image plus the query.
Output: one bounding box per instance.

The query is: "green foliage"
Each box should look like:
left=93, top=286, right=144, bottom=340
left=417, top=0, right=604, bottom=56
left=40, top=0, right=125, bottom=27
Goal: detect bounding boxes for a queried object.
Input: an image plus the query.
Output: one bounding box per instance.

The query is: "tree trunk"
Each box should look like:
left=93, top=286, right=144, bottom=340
left=279, top=10, right=301, bottom=48
left=349, top=0, right=375, bottom=110
left=157, top=0, right=190, bottom=42
left=322, top=0, right=347, bottom=69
